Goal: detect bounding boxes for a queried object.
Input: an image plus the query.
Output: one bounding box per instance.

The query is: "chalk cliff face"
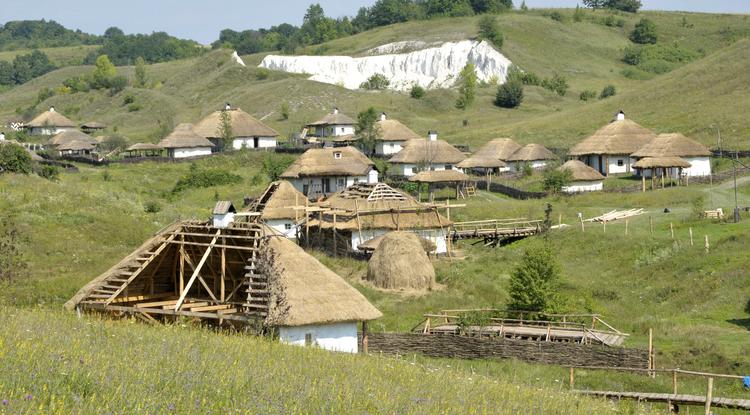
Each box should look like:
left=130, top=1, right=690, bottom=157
left=258, top=40, right=514, bottom=91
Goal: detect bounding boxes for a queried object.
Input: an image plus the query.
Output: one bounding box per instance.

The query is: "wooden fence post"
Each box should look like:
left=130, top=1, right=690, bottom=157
left=704, top=235, right=710, bottom=253
left=603, top=220, right=606, bottom=233
left=704, top=377, right=713, bottom=415
left=648, top=328, right=655, bottom=378
left=569, top=367, right=575, bottom=390
left=625, top=219, right=629, bottom=236
left=649, top=216, right=654, bottom=236
left=689, top=228, right=694, bottom=246
left=580, top=216, right=585, bottom=233
left=670, top=222, right=674, bottom=240
left=672, top=370, right=678, bottom=395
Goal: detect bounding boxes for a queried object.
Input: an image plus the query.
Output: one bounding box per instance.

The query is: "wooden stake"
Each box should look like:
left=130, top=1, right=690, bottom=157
left=704, top=235, right=710, bottom=253
left=558, top=213, right=562, bottom=228
left=333, top=212, right=338, bottom=257
left=642, top=174, right=646, bottom=192
left=704, top=377, right=713, bottom=415
left=649, top=216, right=654, bottom=236
left=305, top=198, right=310, bottom=248
left=179, top=236, right=185, bottom=295
left=689, top=227, right=694, bottom=246
left=625, top=219, right=629, bottom=235
left=648, top=328, right=654, bottom=378
left=603, top=220, right=606, bottom=233
left=446, top=199, right=451, bottom=221
left=220, top=240, right=226, bottom=302
left=672, top=370, right=678, bottom=395
left=362, top=321, right=369, bottom=354
left=580, top=216, right=585, bottom=232
left=670, top=222, right=674, bottom=240
left=569, top=367, right=575, bottom=390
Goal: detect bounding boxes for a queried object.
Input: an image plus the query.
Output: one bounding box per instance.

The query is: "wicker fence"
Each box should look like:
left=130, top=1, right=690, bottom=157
left=362, top=332, right=649, bottom=368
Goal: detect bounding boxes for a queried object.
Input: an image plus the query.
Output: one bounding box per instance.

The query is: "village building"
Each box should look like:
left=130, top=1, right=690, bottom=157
left=124, top=143, right=164, bottom=158
left=631, top=133, right=712, bottom=177
left=506, top=143, right=557, bottom=172
left=557, top=160, right=605, bottom=193
left=49, top=130, right=98, bottom=148
left=373, top=113, right=421, bottom=156
left=253, top=181, right=308, bottom=239
left=304, top=108, right=356, bottom=146
left=632, top=157, right=692, bottom=190
left=212, top=201, right=237, bottom=228
left=81, top=122, right=106, bottom=134
left=457, top=155, right=508, bottom=177
left=568, top=111, right=657, bottom=176
left=409, top=169, right=473, bottom=201
left=471, top=138, right=522, bottom=172
left=388, top=131, right=466, bottom=177
left=158, top=123, right=215, bottom=159
left=26, top=107, right=77, bottom=136
left=305, top=182, right=452, bottom=255
left=57, top=140, right=95, bottom=156
left=192, top=105, right=279, bottom=151
left=280, top=146, right=378, bottom=199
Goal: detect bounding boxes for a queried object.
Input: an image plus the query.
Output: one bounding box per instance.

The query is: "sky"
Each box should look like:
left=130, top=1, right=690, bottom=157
left=1, top=0, right=749, bottom=44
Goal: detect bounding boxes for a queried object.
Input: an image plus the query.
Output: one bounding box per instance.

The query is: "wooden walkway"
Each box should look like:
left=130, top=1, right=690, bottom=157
left=575, top=390, right=750, bottom=410
left=450, top=219, right=542, bottom=245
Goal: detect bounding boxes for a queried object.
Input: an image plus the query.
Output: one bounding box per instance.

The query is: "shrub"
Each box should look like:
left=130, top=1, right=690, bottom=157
left=36, top=87, right=55, bottom=104
left=172, top=165, right=243, bottom=193
left=0, top=217, right=28, bottom=282
left=144, top=201, right=161, bottom=214
left=455, top=63, right=477, bottom=110
left=261, top=154, right=294, bottom=181
left=122, top=94, right=136, bottom=105
left=477, top=15, right=503, bottom=49
left=508, top=244, right=563, bottom=313
left=410, top=84, right=425, bottom=99
left=622, top=46, right=641, bottom=65
left=127, top=103, right=142, bottom=112
left=494, top=80, right=523, bottom=108
left=630, top=18, right=658, bottom=44
left=256, top=68, right=270, bottom=80
left=542, top=167, right=572, bottom=193
left=522, top=163, right=534, bottom=177
left=599, top=84, right=616, bottom=99
left=280, top=102, right=290, bottom=120
left=0, top=143, right=33, bottom=175
left=579, top=90, right=597, bottom=101
left=35, top=164, right=59, bottom=181
left=100, top=135, right=128, bottom=152
left=542, top=73, right=568, bottom=96
left=108, top=75, right=128, bottom=94
left=360, top=73, right=390, bottom=90
left=549, top=11, right=563, bottom=22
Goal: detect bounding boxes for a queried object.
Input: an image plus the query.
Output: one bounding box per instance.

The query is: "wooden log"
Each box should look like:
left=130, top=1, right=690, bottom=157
left=570, top=367, right=575, bottom=389
left=705, top=377, right=713, bottom=415
left=705, top=235, right=710, bottom=253
left=670, top=223, right=674, bottom=240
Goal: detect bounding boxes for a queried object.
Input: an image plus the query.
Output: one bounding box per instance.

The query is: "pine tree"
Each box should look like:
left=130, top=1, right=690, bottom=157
left=455, top=63, right=477, bottom=110
left=217, top=110, right=233, bottom=152
left=508, top=244, right=561, bottom=312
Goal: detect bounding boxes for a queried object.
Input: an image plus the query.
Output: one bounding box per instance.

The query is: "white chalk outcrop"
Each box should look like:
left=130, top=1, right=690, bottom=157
left=258, top=40, right=514, bottom=91
left=231, top=51, right=246, bottom=67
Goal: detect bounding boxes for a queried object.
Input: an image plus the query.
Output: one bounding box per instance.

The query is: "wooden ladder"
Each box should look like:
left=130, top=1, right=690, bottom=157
left=242, top=227, right=270, bottom=318
left=465, top=184, right=477, bottom=197
left=251, top=182, right=279, bottom=213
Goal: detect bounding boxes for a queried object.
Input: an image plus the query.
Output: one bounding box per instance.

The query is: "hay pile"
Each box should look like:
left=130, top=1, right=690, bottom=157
left=366, top=232, right=435, bottom=291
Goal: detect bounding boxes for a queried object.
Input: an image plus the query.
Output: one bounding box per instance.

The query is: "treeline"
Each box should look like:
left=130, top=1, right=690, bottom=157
left=0, top=50, right=55, bottom=86
left=84, top=28, right=204, bottom=66
left=214, top=0, right=513, bottom=55
left=0, top=20, right=101, bottom=51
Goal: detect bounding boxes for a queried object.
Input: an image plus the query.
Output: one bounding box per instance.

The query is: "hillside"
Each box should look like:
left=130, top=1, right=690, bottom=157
left=1, top=10, right=748, bottom=149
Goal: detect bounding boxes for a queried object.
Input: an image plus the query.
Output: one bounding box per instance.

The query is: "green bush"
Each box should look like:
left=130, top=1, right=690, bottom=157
left=630, top=18, right=658, bottom=44
left=122, top=94, right=136, bottom=105
left=36, top=87, right=55, bottom=104
left=579, top=90, right=597, bottom=101
left=0, top=143, right=33, bottom=175
left=542, top=73, right=568, bottom=96
left=542, top=167, right=572, bottom=193
left=494, top=80, right=524, bottom=108
left=127, top=103, right=142, bottom=112
left=477, top=15, right=503, bottom=49
left=409, top=84, right=425, bottom=99
left=261, top=154, right=295, bottom=181
left=599, top=85, right=616, bottom=99
left=256, top=68, right=270, bottom=80
left=35, top=164, right=59, bottom=181
left=360, top=73, right=390, bottom=90
left=620, top=67, right=654, bottom=80
left=508, top=244, right=563, bottom=313
left=143, top=201, right=161, bottom=214
left=549, top=11, right=564, bottom=22
left=172, top=165, right=243, bottom=194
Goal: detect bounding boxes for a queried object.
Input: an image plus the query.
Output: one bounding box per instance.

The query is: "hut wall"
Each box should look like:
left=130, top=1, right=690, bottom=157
left=375, top=141, right=405, bottom=156
left=605, top=156, right=634, bottom=175
left=279, top=322, right=359, bottom=353
left=265, top=219, right=298, bottom=239
left=232, top=136, right=277, bottom=150
left=392, top=163, right=464, bottom=177
left=170, top=147, right=213, bottom=159
left=562, top=180, right=603, bottom=194
left=29, top=126, right=76, bottom=136
left=510, top=160, right=548, bottom=172
left=685, top=156, right=711, bottom=176
left=352, top=228, right=448, bottom=254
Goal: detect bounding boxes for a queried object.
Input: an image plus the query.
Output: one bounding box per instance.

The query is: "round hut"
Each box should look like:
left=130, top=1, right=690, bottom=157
left=557, top=160, right=606, bottom=193
left=506, top=143, right=557, bottom=172
left=631, top=133, right=712, bottom=177
left=367, top=231, right=436, bottom=291
left=409, top=169, right=472, bottom=201
left=633, top=156, right=692, bottom=190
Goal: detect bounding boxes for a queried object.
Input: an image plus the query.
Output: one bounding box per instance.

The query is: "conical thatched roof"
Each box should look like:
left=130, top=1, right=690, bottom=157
left=49, top=130, right=97, bottom=147
left=457, top=155, right=508, bottom=169
left=307, top=109, right=356, bottom=126
left=260, top=181, right=308, bottom=220
left=57, top=140, right=95, bottom=151
left=280, top=146, right=374, bottom=178
left=366, top=232, right=435, bottom=291
left=569, top=119, right=657, bottom=156
left=126, top=143, right=163, bottom=151
left=158, top=124, right=215, bottom=149
left=558, top=160, right=605, bottom=181
left=631, top=133, right=711, bottom=158
left=389, top=139, right=466, bottom=164
left=192, top=108, right=279, bottom=139
left=376, top=119, right=421, bottom=142
left=474, top=138, right=522, bottom=161
left=264, top=235, right=382, bottom=327
left=27, top=109, right=76, bottom=128
left=633, top=156, right=691, bottom=169
left=409, top=169, right=471, bottom=183
left=308, top=182, right=451, bottom=231
left=507, top=144, right=557, bottom=162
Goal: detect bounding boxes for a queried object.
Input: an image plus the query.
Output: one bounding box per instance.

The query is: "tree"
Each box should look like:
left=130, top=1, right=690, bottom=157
left=573, top=4, right=585, bottom=22
left=108, top=75, right=128, bottom=94
left=630, top=18, right=658, bottom=44
left=582, top=0, right=606, bottom=8
left=477, top=15, right=503, bottom=49
left=360, top=73, right=390, bottom=90
left=542, top=73, right=568, bottom=96
left=0, top=61, right=14, bottom=85
left=542, top=167, right=572, bottom=193
left=410, top=84, right=425, bottom=99
left=470, top=0, right=513, bottom=13
left=217, top=109, right=233, bottom=151
left=508, top=244, right=562, bottom=313
left=0, top=142, right=33, bottom=174
left=494, top=80, right=524, bottom=108
left=607, top=0, right=641, bottom=12
left=280, top=102, right=290, bottom=120
left=520, top=0, right=528, bottom=12
left=599, top=84, right=616, bottom=99
left=91, top=54, right=117, bottom=89
left=368, top=0, right=420, bottom=27
left=355, top=107, right=381, bottom=156
left=12, top=50, right=55, bottom=84
left=422, top=0, right=475, bottom=17
left=455, top=63, right=477, bottom=110
left=134, top=56, right=147, bottom=88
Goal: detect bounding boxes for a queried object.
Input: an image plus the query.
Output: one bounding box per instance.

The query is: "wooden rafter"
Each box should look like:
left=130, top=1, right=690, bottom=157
left=175, top=229, right=221, bottom=310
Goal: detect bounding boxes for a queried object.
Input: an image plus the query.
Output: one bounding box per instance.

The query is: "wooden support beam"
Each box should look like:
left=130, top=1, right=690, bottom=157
left=136, top=299, right=179, bottom=308
left=181, top=246, right=219, bottom=304
left=190, top=304, right=232, bottom=312
left=175, top=230, right=221, bottom=311
left=83, top=303, right=251, bottom=322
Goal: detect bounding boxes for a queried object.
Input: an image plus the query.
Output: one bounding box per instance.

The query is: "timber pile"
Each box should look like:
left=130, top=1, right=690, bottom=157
left=702, top=208, right=724, bottom=219
left=586, top=208, right=644, bottom=223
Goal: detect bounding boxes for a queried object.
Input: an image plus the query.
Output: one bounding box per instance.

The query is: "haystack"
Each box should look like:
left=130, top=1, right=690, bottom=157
left=367, top=231, right=435, bottom=291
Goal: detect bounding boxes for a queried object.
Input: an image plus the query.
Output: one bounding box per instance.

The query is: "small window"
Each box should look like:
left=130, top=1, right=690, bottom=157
left=445, top=164, right=453, bottom=170
left=337, top=178, right=346, bottom=188
left=334, top=151, right=342, bottom=159
left=617, top=159, right=624, bottom=167
left=284, top=223, right=293, bottom=230
left=305, top=333, right=313, bottom=346
left=341, top=127, right=345, bottom=133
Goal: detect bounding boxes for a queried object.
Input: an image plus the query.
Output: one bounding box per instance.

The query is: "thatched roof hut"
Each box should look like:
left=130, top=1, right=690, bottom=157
left=126, top=143, right=163, bottom=151
left=376, top=115, right=421, bottom=142
left=49, top=130, right=97, bottom=147
left=158, top=124, right=215, bottom=149
left=192, top=107, right=279, bottom=139
left=27, top=108, right=75, bottom=128
left=307, top=108, right=356, bottom=127
left=389, top=138, right=466, bottom=165
left=280, top=146, right=374, bottom=179
left=507, top=144, right=557, bottom=162
left=474, top=138, right=522, bottom=161
left=631, top=133, right=711, bottom=158
left=81, top=121, right=106, bottom=131
left=366, top=232, right=435, bottom=291
left=558, top=160, right=605, bottom=182
left=457, top=155, right=508, bottom=169
left=569, top=114, right=657, bottom=156
left=633, top=156, right=692, bottom=169
left=409, top=169, right=471, bottom=183
left=264, top=235, right=382, bottom=327
left=57, top=140, right=95, bottom=152
left=259, top=181, right=308, bottom=221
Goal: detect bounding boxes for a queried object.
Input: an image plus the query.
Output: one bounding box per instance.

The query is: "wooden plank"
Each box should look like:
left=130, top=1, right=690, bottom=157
left=190, top=304, right=232, bottom=312
left=175, top=230, right=221, bottom=310
left=136, top=299, right=179, bottom=308
left=111, top=293, right=172, bottom=304
left=83, top=303, right=251, bottom=322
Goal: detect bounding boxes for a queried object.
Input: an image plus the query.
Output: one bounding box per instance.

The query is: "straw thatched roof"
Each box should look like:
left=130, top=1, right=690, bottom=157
left=27, top=109, right=76, bottom=128
left=558, top=160, right=605, bottom=182
left=259, top=181, right=308, bottom=220
left=192, top=108, right=279, bottom=139
left=280, top=146, right=374, bottom=178
left=264, top=235, right=382, bottom=326
left=308, top=183, right=451, bottom=231
left=331, top=134, right=357, bottom=143
left=366, top=232, right=435, bottom=291
left=409, top=169, right=471, bottom=183
left=631, top=133, right=711, bottom=158
left=126, top=143, right=163, bottom=151
left=457, top=155, right=508, bottom=169
left=357, top=232, right=436, bottom=252
left=569, top=119, right=657, bottom=156
left=57, top=140, right=95, bottom=151
left=376, top=119, right=421, bottom=142
left=158, top=124, right=215, bottom=149
left=507, top=144, right=557, bottom=162
left=307, top=110, right=356, bottom=126
left=49, top=130, right=97, bottom=147
left=633, top=156, right=691, bottom=169
left=474, top=138, right=522, bottom=161
left=81, top=121, right=106, bottom=129
left=389, top=139, right=466, bottom=164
